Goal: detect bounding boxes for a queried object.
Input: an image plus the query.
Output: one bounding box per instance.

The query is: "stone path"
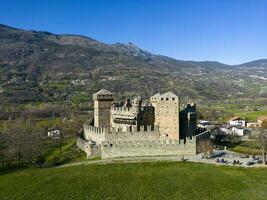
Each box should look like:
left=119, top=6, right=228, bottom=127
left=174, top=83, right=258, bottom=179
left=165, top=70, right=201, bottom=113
left=57, top=150, right=267, bottom=168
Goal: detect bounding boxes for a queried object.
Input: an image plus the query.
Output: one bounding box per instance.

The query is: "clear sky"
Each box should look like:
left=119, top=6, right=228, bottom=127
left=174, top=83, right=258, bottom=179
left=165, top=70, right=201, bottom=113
left=0, top=0, right=266, bottom=64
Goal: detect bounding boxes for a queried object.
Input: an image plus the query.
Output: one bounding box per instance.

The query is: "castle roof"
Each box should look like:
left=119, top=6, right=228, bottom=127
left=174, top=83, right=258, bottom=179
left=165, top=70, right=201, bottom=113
left=160, top=91, right=177, bottom=98
left=93, top=89, right=113, bottom=100
left=151, top=93, right=160, bottom=99
left=94, top=89, right=112, bottom=95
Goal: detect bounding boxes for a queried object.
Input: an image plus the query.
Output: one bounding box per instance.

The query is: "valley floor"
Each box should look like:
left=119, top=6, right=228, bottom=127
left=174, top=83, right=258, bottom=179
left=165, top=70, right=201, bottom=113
left=0, top=162, right=266, bottom=200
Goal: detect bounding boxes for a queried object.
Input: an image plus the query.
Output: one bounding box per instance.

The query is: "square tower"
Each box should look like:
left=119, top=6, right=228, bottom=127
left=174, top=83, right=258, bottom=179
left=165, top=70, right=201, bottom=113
left=93, top=89, right=114, bottom=128
left=150, top=92, right=180, bottom=139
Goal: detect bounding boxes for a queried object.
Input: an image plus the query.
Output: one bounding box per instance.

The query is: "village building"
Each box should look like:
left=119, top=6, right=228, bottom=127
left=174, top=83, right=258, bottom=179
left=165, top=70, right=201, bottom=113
left=229, top=116, right=246, bottom=127
left=47, top=128, right=61, bottom=138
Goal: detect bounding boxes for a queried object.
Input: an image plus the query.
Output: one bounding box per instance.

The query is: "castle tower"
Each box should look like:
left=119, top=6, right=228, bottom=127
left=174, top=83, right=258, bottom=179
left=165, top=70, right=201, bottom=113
left=132, top=96, right=142, bottom=113
left=93, top=89, right=113, bottom=128
left=180, top=103, right=197, bottom=139
left=150, top=92, right=180, bottom=139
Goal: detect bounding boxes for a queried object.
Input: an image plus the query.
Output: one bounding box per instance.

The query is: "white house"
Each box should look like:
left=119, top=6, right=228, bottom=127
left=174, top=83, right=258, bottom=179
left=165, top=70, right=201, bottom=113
left=229, top=116, right=246, bottom=127
left=47, top=129, right=61, bottom=138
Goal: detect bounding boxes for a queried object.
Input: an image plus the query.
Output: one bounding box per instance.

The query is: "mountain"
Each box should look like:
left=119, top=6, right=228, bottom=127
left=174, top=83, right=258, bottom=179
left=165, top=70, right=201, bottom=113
left=236, top=59, right=267, bottom=68
left=0, top=24, right=266, bottom=105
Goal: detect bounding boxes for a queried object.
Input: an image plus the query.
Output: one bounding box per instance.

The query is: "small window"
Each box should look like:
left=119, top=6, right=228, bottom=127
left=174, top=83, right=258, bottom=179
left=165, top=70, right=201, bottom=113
left=166, top=98, right=169, bottom=101
left=172, top=98, right=175, bottom=100
left=161, top=98, right=163, bottom=101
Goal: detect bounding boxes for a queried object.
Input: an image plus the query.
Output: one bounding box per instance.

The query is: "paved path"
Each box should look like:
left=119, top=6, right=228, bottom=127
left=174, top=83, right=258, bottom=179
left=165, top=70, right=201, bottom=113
left=57, top=150, right=267, bottom=168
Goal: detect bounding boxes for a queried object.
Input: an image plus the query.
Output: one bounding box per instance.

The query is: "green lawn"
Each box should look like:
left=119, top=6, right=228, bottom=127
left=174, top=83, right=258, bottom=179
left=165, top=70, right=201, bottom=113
left=240, top=110, right=267, bottom=121
left=229, top=145, right=263, bottom=155
left=0, top=162, right=266, bottom=200
left=227, top=141, right=263, bottom=155
left=42, top=138, right=87, bottom=167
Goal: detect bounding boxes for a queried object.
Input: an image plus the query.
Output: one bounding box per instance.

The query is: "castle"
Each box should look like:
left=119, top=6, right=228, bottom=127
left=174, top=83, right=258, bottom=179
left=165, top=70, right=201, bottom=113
left=77, top=89, right=210, bottom=159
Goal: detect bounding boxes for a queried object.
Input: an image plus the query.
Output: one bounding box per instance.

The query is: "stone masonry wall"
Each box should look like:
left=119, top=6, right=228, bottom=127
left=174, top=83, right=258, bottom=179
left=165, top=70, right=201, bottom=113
left=106, top=125, right=160, bottom=141
left=76, top=137, right=92, bottom=157
left=101, top=138, right=196, bottom=159
left=153, top=95, right=180, bottom=139
left=84, top=124, right=160, bottom=144
left=83, top=124, right=107, bottom=144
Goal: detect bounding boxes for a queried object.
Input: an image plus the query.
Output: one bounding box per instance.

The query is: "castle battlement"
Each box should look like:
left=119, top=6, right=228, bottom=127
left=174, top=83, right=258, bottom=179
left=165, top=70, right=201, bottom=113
left=83, top=124, right=108, bottom=134
left=110, top=125, right=159, bottom=133
left=112, top=106, right=131, bottom=111
left=101, top=138, right=197, bottom=158
left=84, top=123, right=161, bottom=143
left=102, top=138, right=195, bottom=148
left=83, top=124, right=107, bottom=143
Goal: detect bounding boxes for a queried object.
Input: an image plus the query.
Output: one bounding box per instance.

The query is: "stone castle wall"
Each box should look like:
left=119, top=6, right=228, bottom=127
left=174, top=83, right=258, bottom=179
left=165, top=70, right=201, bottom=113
left=83, top=124, right=107, bottom=144
left=101, top=138, right=196, bottom=159
left=84, top=124, right=160, bottom=144
left=153, top=96, right=180, bottom=139
left=76, top=137, right=92, bottom=157
left=106, top=125, right=160, bottom=141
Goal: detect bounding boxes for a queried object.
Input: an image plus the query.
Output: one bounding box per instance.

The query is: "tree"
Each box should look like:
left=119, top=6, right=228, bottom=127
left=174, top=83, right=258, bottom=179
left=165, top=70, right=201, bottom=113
left=5, top=116, right=43, bottom=166
left=253, top=121, right=267, bottom=165
left=0, top=132, right=9, bottom=168
left=199, top=139, right=213, bottom=155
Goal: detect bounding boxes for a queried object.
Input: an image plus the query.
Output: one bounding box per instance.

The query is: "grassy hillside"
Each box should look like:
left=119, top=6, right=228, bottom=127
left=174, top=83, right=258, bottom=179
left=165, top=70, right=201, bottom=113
left=0, top=162, right=266, bottom=200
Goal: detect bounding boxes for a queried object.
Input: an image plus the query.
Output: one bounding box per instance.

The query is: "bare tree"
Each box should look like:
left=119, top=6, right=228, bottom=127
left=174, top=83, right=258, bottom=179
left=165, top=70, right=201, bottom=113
left=5, top=116, right=44, bottom=166
left=197, top=138, right=213, bottom=155
left=253, top=121, right=267, bottom=165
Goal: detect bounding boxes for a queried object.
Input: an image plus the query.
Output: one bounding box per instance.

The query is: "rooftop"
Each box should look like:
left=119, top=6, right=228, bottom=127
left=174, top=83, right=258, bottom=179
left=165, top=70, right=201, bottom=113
left=94, top=89, right=112, bottom=95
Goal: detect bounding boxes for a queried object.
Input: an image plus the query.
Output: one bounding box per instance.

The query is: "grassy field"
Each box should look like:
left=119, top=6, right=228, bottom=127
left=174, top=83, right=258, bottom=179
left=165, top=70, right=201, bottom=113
left=0, top=162, right=266, bottom=200
left=41, top=138, right=87, bottom=167
left=236, top=110, right=267, bottom=121
left=227, top=141, right=263, bottom=155
left=229, top=145, right=263, bottom=155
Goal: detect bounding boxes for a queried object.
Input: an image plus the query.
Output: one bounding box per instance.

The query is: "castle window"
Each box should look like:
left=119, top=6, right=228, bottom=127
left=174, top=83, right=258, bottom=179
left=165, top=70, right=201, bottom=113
left=173, top=98, right=175, bottom=100
left=166, top=98, right=169, bottom=101
left=161, top=98, right=163, bottom=101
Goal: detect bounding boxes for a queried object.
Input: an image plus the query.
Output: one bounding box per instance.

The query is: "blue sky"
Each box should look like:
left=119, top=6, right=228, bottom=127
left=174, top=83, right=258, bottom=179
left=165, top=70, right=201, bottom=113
left=0, top=0, right=266, bottom=64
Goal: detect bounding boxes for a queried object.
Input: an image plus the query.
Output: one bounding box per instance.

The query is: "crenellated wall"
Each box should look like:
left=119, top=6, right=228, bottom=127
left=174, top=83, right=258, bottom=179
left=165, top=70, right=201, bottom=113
left=83, top=124, right=160, bottom=144
left=101, top=137, right=196, bottom=159
left=106, top=125, right=160, bottom=141
left=83, top=124, right=107, bottom=144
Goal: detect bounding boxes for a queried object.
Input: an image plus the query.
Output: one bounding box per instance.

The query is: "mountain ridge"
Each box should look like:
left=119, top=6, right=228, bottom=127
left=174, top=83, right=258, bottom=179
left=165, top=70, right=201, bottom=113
left=0, top=24, right=266, bottom=105
left=1, top=24, right=265, bottom=70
